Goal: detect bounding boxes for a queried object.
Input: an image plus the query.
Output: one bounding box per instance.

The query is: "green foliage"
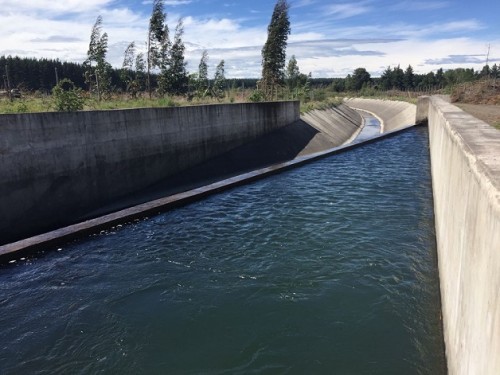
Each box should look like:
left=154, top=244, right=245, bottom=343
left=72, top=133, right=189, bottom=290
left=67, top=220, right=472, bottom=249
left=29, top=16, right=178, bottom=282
left=349, top=67, right=371, bottom=91
left=404, top=65, right=415, bottom=90
left=148, top=0, right=170, bottom=96
left=84, top=16, right=111, bottom=101
left=161, top=19, right=188, bottom=95
left=212, top=60, right=226, bottom=100
left=195, top=50, right=210, bottom=98
left=261, top=0, right=290, bottom=99
left=52, top=79, right=85, bottom=112
left=249, top=90, right=265, bottom=102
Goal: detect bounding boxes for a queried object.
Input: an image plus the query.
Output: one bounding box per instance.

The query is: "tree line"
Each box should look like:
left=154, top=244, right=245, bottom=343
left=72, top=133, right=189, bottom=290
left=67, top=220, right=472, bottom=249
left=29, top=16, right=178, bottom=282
left=1, top=0, right=498, bottom=102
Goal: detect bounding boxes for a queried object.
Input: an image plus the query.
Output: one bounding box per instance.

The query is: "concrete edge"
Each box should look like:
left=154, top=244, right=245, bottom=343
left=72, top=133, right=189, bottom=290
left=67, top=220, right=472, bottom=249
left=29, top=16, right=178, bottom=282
left=343, top=109, right=366, bottom=145
left=430, top=96, right=500, bottom=214
left=0, top=124, right=418, bottom=264
left=347, top=106, right=385, bottom=133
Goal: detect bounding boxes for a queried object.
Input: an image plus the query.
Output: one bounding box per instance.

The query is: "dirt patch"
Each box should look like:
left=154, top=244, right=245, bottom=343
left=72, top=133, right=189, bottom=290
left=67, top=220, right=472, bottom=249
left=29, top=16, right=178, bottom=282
left=451, top=79, right=500, bottom=105
left=455, top=103, right=500, bottom=130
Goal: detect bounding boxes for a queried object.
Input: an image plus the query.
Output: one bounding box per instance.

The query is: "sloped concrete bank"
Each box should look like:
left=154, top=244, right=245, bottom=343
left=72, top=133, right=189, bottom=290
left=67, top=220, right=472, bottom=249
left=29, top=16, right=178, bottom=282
left=345, top=98, right=416, bottom=132
left=0, top=102, right=299, bottom=244
left=300, top=104, right=363, bottom=147
left=420, top=96, right=500, bottom=374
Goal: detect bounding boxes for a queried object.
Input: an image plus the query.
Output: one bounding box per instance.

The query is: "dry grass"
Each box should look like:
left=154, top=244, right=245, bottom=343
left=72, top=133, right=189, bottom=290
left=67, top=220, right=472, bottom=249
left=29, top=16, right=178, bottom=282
left=451, top=79, right=500, bottom=104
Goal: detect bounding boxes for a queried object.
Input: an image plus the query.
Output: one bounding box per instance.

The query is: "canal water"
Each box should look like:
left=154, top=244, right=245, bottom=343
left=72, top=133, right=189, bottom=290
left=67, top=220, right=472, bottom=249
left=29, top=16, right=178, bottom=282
left=0, top=127, right=446, bottom=374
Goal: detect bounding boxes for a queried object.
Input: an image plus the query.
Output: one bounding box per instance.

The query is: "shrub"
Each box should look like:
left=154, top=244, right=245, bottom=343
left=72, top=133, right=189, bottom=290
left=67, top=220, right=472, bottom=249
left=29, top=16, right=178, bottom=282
left=52, top=79, right=85, bottom=112
left=248, top=90, right=265, bottom=102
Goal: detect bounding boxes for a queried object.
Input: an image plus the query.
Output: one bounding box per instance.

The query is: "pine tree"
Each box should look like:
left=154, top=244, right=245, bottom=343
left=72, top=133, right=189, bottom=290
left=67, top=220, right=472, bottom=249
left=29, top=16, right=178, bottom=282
left=147, top=0, right=169, bottom=97
left=392, top=65, right=405, bottom=90
left=404, top=65, right=415, bottom=90
left=261, top=0, right=291, bottom=99
left=491, top=64, right=499, bottom=79
left=380, top=66, right=392, bottom=90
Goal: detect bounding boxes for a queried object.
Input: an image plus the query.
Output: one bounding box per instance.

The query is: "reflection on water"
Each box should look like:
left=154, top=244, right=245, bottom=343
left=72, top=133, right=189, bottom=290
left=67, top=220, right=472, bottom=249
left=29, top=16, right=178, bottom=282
left=0, top=127, right=445, bottom=374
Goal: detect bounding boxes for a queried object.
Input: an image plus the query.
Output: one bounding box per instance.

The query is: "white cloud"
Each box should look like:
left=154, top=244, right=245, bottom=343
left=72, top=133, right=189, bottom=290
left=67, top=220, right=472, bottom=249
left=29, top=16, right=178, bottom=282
left=0, top=0, right=497, bottom=79
left=0, top=0, right=113, bottom=14
left=390, top=1, right=450, bottom=11
left=323, top=2, right=372, bottom=19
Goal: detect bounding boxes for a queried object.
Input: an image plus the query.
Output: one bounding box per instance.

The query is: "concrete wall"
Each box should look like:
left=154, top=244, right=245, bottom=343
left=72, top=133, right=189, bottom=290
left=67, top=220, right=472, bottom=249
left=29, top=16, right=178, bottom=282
left=300, top=104, right=362, bottom=147
left=345, top=98, right=416, bottom=132
left=0, top=102, right=299, bottom=244
left=422, top=96, right=500, bottom=374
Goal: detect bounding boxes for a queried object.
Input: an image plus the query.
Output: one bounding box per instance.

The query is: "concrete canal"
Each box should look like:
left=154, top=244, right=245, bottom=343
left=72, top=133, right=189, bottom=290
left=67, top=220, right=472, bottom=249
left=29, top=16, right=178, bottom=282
left=0, top=127, right=446, bottom=374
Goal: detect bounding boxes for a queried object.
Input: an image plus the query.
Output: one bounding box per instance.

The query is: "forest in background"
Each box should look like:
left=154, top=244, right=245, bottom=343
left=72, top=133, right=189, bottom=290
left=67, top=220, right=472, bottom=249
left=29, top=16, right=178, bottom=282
left=1, top=54, right=498, bottom=95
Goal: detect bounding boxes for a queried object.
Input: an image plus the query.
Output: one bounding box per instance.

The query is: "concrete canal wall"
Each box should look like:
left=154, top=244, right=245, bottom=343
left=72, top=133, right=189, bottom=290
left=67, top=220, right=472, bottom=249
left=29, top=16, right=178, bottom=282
left=0, top=102, right=299, bottom=244
left=421, top=96, right=500, bottom=375
left=345, top=98, right=416, bottom=132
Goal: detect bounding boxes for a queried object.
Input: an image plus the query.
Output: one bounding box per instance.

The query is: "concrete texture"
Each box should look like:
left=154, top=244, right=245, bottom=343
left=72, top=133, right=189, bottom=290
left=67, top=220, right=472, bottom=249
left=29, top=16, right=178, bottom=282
left=345, top=98, right=416, bottom=132
left=421, top=96, right=500, bottom=375
left=0, top=102, right=298, bottom=244
left=300, top=104, right=363, bottom=147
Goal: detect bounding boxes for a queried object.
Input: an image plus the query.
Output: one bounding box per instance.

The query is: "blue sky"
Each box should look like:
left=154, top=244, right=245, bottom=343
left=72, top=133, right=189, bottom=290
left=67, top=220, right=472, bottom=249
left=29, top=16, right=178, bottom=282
left=1, top=0, right=499, bottom=78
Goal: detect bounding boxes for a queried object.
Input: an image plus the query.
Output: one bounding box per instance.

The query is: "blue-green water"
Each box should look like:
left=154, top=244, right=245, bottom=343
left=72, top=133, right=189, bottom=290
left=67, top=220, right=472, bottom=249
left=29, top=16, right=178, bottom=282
left=0, top=127, right=445, bottom=374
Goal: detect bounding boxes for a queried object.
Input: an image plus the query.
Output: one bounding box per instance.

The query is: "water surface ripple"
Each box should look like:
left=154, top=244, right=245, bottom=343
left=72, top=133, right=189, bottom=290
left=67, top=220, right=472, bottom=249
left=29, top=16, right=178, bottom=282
left=0, top=127, right=445, bottom=374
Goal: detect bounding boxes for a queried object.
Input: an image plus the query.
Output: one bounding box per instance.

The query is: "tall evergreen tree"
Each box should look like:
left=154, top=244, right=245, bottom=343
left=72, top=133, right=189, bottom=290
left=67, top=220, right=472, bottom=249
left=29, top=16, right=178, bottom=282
left=491, top=64, right=499, bottom=79
left=404, top=65, right=415, bottom=90
left=84, top=16, right=111, bottom=101
left=380, top=66, right=393, bottom=90
left=392, top=65, right=405, bottom=90
left=147, top=0, right=169, bottom=97
left=261, top=0, right=291, bottom=99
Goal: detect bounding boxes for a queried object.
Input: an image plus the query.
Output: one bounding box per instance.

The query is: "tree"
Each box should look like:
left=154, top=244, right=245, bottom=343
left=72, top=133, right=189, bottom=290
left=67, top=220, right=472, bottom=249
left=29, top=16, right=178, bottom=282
left=196, top=50, right=209, bottom=97
left=147, top=0, right=169, bottom=97
left=135, top=52, right=146, bottom=93
left=212, top=60, right=226, bottom=100
left=285, top=56, right=309, bottom=98
left=121, top=42, right=136, bottom=91
left=260, top=0, right=291, bottom=99
left=162, top=19, right=188, bottom=95
left=404, top=65, right=414, bottom=90
left=491, top=64, right=499, bottom=79
left=435, top=68, right=445, bottom=87
left=351, top=67, right=371, bottom=91
left=379, top=66, right=392, bottom=90
left=392, top=65, right=404, bottom=90
left=286, top=55, right=300, bottom=89
left=84, top=16, right=111, bottom=101
left=479, top=64, right=490, bottom=78
left=52, top=78, right=85, bottom=111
